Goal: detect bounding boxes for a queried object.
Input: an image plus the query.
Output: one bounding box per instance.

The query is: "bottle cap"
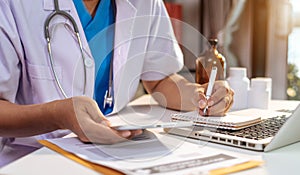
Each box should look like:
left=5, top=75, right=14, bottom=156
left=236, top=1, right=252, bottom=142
left=251, top=79, right=267, bottom=89
left=229, top=67, right=247, bottom=78
left=252, top=77, right=272, bottom=90
left=251, top=77, right=272, bottom=99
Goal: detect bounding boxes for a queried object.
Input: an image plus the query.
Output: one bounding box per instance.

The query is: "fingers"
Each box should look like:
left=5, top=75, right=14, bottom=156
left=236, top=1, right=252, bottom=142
left=75, top=115, right=143, bottom=144
left=209, top=85, right=232, bottom=106
left=205, top=95, right=233, bottom=116
left=198, top=92, right=207, bottom=109
left=129, top=129, right=144, bottom=137
left=70, top=96, right=143, bottom=144
left=198, top=81, right=234, bottom=116
left=89, top=124, right=128, bottom=144
left=76, top=96, right=110, bottom=125
left=115, top=129, right=144, bottom=140
left=66, top=96, right=145, bottom=144
left=114, top=129, right=143, bottom=139
left=77, top=121, right=143, bottom=144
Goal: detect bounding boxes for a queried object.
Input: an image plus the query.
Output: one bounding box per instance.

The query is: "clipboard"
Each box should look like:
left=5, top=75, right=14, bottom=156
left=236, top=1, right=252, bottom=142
left=38, top=139, right=262, bottom=175
left=38, top=140, right=123, bottom=175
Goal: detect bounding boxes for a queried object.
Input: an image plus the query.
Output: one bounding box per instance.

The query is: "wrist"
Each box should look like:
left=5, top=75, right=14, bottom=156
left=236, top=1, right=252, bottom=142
left=43, top=99, right=72, bottom=130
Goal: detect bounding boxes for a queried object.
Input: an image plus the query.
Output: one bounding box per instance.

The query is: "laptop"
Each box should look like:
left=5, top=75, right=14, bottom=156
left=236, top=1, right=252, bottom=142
left=165, top=105, right=300, bottom=152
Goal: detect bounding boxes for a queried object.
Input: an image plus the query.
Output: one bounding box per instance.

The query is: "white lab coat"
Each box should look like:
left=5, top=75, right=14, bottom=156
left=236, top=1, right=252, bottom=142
left=0, top=0, right=183, bottom=166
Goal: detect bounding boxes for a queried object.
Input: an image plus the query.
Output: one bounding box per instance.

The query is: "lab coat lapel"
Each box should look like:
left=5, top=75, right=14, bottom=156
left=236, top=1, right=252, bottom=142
left=112, top=0, right=137, bottom=113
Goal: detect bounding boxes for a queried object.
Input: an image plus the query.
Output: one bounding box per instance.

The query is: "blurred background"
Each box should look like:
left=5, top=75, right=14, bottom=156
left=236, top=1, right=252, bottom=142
left=162, top=0, right=300, bottom=100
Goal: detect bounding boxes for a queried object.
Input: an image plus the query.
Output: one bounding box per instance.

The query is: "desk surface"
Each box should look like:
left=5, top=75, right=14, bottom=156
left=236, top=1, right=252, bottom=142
left=1, top=95, right=300, bottom=175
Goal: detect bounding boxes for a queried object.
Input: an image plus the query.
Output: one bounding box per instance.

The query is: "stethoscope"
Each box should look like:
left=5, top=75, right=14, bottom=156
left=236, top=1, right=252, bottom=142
left=44, top=0, right=115, bottom=109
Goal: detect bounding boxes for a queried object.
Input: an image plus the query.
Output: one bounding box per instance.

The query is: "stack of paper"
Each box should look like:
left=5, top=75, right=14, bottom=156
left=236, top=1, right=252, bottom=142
left=40, top=130, right=262, bottom=175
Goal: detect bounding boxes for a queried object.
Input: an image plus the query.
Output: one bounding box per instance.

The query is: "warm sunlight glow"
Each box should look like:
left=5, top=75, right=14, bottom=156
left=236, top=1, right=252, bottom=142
left=290, top=0, right=300, bottom=12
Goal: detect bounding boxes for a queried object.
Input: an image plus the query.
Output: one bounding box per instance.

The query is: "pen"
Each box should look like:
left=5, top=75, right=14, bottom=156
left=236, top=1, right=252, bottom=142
left=203, top=66, right=217, bottom=115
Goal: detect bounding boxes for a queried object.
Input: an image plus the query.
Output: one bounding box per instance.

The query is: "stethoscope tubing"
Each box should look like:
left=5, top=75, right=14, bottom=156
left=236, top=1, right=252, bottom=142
left=44, top=0, right=86, bottom=99
left=44, top=0, right=115, bottom=109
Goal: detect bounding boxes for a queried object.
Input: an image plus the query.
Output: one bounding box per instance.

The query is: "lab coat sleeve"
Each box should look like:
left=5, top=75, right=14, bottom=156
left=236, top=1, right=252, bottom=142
left=0, top=1, right=22, bottom=103
left=141, top=0, right=184, bottom=81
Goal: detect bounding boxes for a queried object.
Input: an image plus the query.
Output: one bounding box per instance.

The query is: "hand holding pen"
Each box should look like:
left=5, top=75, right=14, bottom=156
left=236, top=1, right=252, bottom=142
left=198, top=66, right=234, bottom=116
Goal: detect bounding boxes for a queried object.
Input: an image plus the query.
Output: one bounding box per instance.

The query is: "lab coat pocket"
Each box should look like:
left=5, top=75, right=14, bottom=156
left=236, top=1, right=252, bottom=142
left=27, top=63, right=62, bottom=80
left=26, top=62, right=63, bottom=102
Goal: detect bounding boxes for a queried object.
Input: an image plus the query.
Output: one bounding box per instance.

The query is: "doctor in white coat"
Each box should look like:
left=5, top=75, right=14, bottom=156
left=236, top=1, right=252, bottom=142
left=0, top=0, right=233, bottom=167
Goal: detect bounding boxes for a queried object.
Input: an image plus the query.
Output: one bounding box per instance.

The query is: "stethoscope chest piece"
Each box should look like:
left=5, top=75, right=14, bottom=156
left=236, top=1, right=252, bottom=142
left=103, top=90, right=113, bottom=109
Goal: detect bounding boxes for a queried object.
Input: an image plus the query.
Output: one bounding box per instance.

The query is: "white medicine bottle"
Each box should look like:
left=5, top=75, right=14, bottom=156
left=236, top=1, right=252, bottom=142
left=226, top=67, right=250, bottom=111
left=247, top=78, right=272, bottom=109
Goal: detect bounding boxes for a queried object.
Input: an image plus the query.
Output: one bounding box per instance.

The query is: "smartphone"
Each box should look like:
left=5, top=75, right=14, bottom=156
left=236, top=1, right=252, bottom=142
left=112, top=121, right=193, bottom=131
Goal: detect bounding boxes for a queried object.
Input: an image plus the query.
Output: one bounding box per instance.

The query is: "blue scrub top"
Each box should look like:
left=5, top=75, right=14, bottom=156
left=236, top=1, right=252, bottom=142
left=73, top=0, right=115, bottom=115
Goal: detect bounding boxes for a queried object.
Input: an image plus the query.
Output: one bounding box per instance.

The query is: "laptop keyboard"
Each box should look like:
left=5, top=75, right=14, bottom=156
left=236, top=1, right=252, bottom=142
left=214, top=115, right=288, bottom=140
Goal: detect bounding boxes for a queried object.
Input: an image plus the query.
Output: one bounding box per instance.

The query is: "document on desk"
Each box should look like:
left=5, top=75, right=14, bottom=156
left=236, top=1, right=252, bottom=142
left=41, top=130, right=261, bottom=175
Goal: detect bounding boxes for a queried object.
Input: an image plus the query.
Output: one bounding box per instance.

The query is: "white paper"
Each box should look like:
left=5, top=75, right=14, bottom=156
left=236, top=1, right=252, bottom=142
left=45, top=130, right=249, bottom=175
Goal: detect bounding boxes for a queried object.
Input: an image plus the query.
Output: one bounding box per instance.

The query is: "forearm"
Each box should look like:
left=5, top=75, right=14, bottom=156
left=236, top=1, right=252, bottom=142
left=0, top=100, right=61, bottom=137
left=143, top=74, right=204, bottom=111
